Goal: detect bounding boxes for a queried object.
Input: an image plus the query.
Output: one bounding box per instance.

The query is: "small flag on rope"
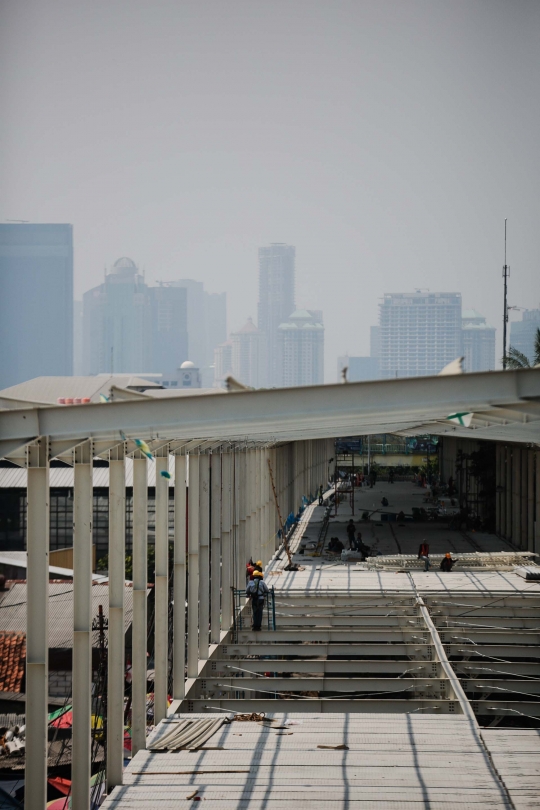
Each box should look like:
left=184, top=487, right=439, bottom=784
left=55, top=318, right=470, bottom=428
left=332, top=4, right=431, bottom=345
left=134, top=438, right=153, bottom=460
left=99, top=393, right=109, bottom=403
left=446, top=412, right=473, bottom=427
left=160, top=470, right=171, bottom=479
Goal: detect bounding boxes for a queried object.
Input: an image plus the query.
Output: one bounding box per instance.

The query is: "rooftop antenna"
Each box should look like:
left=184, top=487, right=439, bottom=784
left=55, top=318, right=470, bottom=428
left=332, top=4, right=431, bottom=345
left=502, top=219, right=510, bottom=370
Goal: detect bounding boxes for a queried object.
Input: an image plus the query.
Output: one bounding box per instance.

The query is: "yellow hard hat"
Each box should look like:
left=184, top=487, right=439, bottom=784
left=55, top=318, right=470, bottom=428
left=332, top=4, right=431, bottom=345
left=253, top=570, right=263, bottom=577
left=256, top=561, right=263, bottom=567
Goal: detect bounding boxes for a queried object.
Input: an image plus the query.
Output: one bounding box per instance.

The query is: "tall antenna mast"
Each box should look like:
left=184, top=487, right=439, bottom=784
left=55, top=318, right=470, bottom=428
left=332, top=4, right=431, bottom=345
left=502, top=219, right=510, bottom=370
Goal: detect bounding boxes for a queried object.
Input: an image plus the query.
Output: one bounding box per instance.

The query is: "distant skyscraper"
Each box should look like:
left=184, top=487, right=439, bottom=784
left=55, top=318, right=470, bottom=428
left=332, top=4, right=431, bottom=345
left=462, top=309, right=496, bottom=372
left=171, top=281, right=227, bottom=381
left=258, top=244, right=296, bottom=386
left=83, top=257, right=152, bottom=374
left=149, top=284, right=189, bottom=381
left=73, top=300, right=84, bottom=375
left=214, top=341, right=233, bottom=388
left=509, top=308, right=540, bottom=363
left=370, top=326, right=381, bottom=360
left=278, top=310, right=324, bottom=387
left=0, top=223, right=73, bottom=388
left=230, top=318, right=264, bottom=388
left=337, top=355, right=379, bottom=382
left=379, top=292, right=462, bottom=378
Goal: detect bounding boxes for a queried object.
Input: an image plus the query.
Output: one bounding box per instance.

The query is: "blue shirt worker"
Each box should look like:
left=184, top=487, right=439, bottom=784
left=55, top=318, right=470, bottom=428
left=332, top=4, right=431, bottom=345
left=246, top=571, right=269, bottom=631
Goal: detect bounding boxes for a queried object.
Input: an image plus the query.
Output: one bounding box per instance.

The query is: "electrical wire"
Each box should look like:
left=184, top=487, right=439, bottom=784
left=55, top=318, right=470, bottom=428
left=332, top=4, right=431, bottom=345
left=458, top=666, right=540, bottom=681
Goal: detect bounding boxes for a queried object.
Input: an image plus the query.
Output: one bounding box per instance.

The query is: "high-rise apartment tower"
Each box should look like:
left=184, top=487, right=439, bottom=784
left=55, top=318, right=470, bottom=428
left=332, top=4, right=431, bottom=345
left=258, top=244, right=295, bottom=386
left=379, top=292, right=462, bottom=378
left=0, top=223, right=73, bottom=388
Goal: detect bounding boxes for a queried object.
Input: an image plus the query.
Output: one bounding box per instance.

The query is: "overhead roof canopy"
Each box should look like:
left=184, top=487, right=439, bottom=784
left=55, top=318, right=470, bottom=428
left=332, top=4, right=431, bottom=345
left=0, top=368, right=539, bottom=461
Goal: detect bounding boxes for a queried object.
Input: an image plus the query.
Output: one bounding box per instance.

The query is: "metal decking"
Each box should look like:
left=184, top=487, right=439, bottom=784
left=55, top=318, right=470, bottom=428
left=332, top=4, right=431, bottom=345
left=103, top=713, right=516, bottom=809
left=105, top=486, right=540, bottom=807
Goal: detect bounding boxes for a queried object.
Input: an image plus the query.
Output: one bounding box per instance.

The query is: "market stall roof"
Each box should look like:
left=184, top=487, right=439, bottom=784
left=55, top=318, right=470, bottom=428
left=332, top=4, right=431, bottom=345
left=0, top=368, right=539, bottom=462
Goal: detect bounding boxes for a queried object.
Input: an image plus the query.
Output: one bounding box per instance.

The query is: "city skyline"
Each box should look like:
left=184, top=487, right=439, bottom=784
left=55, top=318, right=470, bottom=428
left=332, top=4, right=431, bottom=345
left=2, top=2, right=538, bottom=381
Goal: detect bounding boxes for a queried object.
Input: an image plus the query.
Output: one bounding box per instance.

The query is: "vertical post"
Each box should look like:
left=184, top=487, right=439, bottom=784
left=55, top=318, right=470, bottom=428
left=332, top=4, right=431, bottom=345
left=72, top=441, right=93, bottom=810
left=25, top=439, right=49, bottom=810
left=512, top=447, right=521, bottom=548
left=527, top=449, right=534, bottom=552
left=173, top=454, right=187, bottom=699
left=107, top=446, right=125, bottom=792
left=211, top=451, right=222, bottom=643
left=154, top=452, right=169, bottom=724
left=199, top=454, right=210, bottom=660
left=131, top=455, right=148, bottom=756
left=502, top=218, right=509, bottom=370
left=535, top=450, right=540, bottom=555
left=238, top=450, right=246, bottom=587
left=495, top=445, right=502, bottom=536
left=505, top=447, right=512, bottom=541
left=187, top=453, right=199, bottom=678
left=221, top=450, right=233, bottom=629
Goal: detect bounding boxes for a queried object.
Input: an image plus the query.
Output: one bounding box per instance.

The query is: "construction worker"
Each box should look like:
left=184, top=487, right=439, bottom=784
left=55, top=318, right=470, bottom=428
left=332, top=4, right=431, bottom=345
left=346, top=519, right=356, bottom=550
left=254, top=560, right=263, bottom=573
left=246, top=571, right=269, bottom=631
left=418, top=541, right=431, bottom=571
left=440, top=552, right=458, bottom=572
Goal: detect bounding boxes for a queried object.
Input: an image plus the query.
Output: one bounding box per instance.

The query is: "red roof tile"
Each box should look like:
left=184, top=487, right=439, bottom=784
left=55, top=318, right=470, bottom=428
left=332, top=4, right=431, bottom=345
left=0, top=632, right=26, bottom=693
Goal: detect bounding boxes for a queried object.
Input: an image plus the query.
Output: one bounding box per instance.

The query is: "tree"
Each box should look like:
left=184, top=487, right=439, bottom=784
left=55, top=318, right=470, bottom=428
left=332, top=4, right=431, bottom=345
left=505, top=327, right=540, bottom=369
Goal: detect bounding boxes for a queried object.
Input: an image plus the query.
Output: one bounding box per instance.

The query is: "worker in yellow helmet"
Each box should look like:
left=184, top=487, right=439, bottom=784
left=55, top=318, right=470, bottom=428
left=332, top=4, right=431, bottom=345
left=246, top=570, right=269, bottom=631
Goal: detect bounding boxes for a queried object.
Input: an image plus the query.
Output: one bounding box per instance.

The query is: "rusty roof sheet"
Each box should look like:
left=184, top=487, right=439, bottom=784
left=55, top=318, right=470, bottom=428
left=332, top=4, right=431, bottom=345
left=0, top=632, right=25, bottom=693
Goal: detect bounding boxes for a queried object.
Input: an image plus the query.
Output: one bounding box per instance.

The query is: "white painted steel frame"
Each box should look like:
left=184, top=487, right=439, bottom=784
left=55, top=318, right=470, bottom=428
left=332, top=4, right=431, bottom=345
left=72, top=442, right=93, bottom=810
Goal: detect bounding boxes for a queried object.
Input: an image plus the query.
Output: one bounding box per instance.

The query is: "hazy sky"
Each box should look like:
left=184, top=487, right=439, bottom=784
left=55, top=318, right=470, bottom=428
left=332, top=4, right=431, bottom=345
left=1, top=0, right=539, bottom=379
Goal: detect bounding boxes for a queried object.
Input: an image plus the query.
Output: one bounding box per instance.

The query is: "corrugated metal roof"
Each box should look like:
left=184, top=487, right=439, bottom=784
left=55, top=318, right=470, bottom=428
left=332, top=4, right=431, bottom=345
left=0, top=375, right=162, bottom=406
left=0, top=457, right=176, bottom=488
left=0, top=583, right=135, bottom=647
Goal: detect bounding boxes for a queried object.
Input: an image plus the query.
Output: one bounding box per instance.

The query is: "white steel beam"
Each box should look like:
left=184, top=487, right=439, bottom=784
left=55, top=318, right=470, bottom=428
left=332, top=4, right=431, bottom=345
left=2, top=369, right=539, bottom=448
left=187, top=453, right=199, bottom=678
left=173, top=454, right=187, bottom=699
left=24, top=439, right=49, bottom=810
left=221, top=450, right=233, bottom=630
left=210, top=450, right=222, bottom=644
left=107, top=448, right=125, bottom=792
left=131, top=455, right=148, bottom=756
left=72, top=441, right=93, bottom=810
left=154, top=452, right=169, bottom=724
left=198, top=453, right=210, bottom=660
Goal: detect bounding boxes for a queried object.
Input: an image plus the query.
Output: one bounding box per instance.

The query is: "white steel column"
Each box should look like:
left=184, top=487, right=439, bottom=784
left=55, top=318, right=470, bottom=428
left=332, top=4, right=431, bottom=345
left=107, top=448, right=125, bottom=793
left=131, top=456, right=148, bottom=756
left=187, top=453, right=199, bottom=678
left=232, top=450, right=240, bottom=589
left=25, top=439, right=49, bottom=810
left=238, top=450, right=246, bottom=587
left=245, top=449, right=252, bottom=563
left=72, top=442, right=93, bottom=810
left=154, top=452, right=169, bottom=724
left=527, top=449, right=534, bottom=551
left=221, top=450, right=233, bottom=628
left=199, top=454, right=210, bottom=660
left=535, top=451, right=540, bottom=555
left=173, top=454, right=187, bottom=699
left=210, top=451, right=222, bottom=643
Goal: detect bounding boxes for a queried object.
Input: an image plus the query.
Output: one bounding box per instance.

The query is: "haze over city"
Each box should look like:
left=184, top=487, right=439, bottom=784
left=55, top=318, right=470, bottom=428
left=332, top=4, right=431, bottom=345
left=1, top=0, right=539, bottom=382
